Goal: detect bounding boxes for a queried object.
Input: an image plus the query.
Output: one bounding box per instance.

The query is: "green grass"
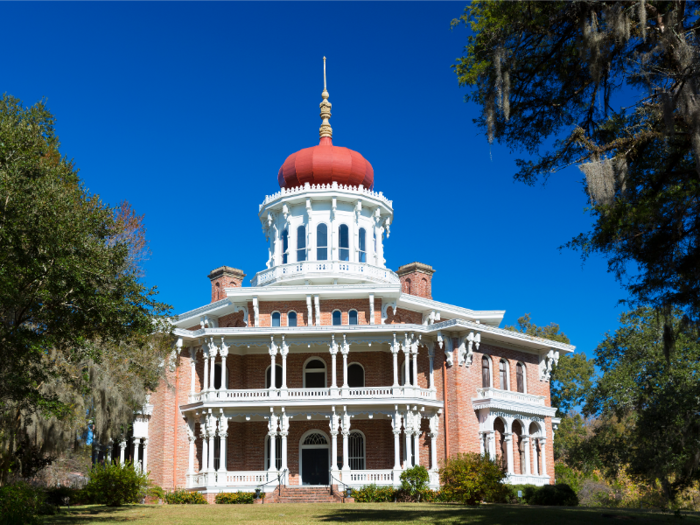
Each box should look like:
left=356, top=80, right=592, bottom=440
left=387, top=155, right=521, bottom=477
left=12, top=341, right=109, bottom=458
left=43, top=503, right=700, bottom=525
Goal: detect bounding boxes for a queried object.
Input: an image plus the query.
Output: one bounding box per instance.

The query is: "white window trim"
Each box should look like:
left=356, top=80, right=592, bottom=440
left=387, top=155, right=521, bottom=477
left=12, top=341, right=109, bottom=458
left=348, top=309, right=359, bottom=325
left=348, top=429, right=366, bottom=470
left=287, top=310, right=298, bottom=327
left=499, top=358, right=510, bottom=391
left=271, top=311, right=281, bottom=327
left=303, top=357, right=327, bottom=389
left=296, top=225, right=307, bottom=262
left=481, top=355, right=493, bottom=389
left=316, top=222, right=330, bottom=261
left=516, top=361, right=527, bottom=393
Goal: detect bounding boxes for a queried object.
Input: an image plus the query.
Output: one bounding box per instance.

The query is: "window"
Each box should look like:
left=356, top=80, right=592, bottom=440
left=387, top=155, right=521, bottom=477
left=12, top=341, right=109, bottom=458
left=266, top=365, right=283, bottom=389
left=317, top=224, right=328, bottom=261
left=482, top=356, right=491, bottom=388
left=516, top=363, right=525, bottom=393
left=499, top=359, right=508, bottom=390
left=304, top=359, right=326, bottom=388
left=288, top=311, right=297, bottom=327
left=494, top=418, right=507, bottom=470
left=358, top=228, right=366, bottom=263
left=281, top=229, right=289, bottom=264
left=403, top=278, right=412, bottom=294
left=348, top=431, right=365, bottom=470
left=349, top=310, right=358, bottom=325
left=297, top=225, right=306, bottom=262
left=332, top=310, right=342, bottom=326
left=266, top=435, right=282, bottom=470
left=339, top=224, right=349, bottom=261
left=373, top=229, right=377, bottom=254
left=348, top=364, right=364, bottom=387
left=272, top=312, right=281, bottom=327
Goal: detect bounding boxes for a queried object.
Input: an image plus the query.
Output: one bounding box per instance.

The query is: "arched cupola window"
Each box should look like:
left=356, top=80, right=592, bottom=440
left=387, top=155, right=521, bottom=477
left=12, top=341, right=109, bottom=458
left=339, top=225, right=349, bottom=261
left=358, top=228, right=366, bottom=263
left=288, top=311, right=297, bottom=327
left=281, top=229, right=289, bottom=264
left=297, top=225, right=307, bottom=262
left=272, top=312, right=281, bottom=327
left=349, top=310, right=358, bottom=325
left=332, top=310, right=342, bottom=326
left=317, top=224, right=328, bottom=261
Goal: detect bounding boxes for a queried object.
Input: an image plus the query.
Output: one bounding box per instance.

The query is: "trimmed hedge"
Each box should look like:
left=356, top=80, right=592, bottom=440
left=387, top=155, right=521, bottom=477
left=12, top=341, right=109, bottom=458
left=528, top=483, right=579, bottom=506
left=165, top=489, right=208, bottom=504
left=215, top=491, right=255, bottom=504
left=84, top=461, right=150, bottom=507
left=0, top=482, right=45, bottom=525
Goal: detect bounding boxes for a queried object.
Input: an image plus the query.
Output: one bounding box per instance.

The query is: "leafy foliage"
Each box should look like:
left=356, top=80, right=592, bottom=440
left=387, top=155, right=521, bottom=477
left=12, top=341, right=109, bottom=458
left=528, top=484, right=579, bottom=506
left=439, top=452, right=507, bottom=505
left=0, top=481, right=44, bottom=525
left=583, top=307, right=700, bottom=503
left=84, top=461, right=149, bottom=507
left=215, top=491, right=254, bottom=504
left=165, top=489, right=207, bottom=504
left=351, top=484, right=396, bottom=503
left=399, top=465, right=430, bottom=499
left=453, top=1, right=700, bottom=329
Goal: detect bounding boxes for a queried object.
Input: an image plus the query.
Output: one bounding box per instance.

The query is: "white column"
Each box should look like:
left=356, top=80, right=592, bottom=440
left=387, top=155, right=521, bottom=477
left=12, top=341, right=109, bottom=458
left=142, top=439, right=149, bottom=474
left=132, top=439, right=140, bottom=470
left=427, top=343, right=436, bottom=392
left=412, top=426, right=421, bottom=467
left=207, top=426, right=216, bottom=472
left=202, top=346, right=210, bottom=393
left=341, top=337, right=350, bottom=397
left=330, top=337, right=339, bottom=396
left=531, top=439, right=539, bottom=475
left=504, top=433, right=514, bottom=475
left=209, top=342, right=218, bottom=391
left=188, top=434, right=196, bottom=475
left=391, top=335, right=400, bottom=395
left=369, top=293, right=375, bottom=325
left=306, top=295, right=313, bottom=326
left=106, top=441, right=113, bottom=464
left=269, top=342, right=278, bottom=397
left=392, top=408, right=402, bottom=485
left=218, top=431, right=227, bottom=473
left=540, top=438, right=548, bottom=478
left=522, top=436, right=531, bottom=475
left=119, top=441, right=126, bottom=466
left=403, top=341, right=411, bottom=393
left=190, top=348, right=197, bottom=396
left=268, top=412, right=278, bottom=474
left=280, top=412, right=289, bottom=483
left=412, top=347, right=419, bottom=389
left=479, top=432, right=485, bottom=456
left=404, top=412, right=412, bottom=468
left=428, top=415, right=439, bottom=472
left=280, top=338, right=288, bottom=397
left=488, top=431, right=496, bottom=459
left=314, top=295, right=321, bottom=326
left=201, top=427, right=208, bottom=474
left=219, top=344, right=228, bottom=392
left=341, top=410, right=351, bottom=475
left=330, top=412, right=340, bottom=478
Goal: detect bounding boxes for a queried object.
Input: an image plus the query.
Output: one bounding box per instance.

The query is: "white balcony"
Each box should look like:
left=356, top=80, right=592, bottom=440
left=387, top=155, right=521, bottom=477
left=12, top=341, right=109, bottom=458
left=345, top=469, right=394, bottom=486
left=188, top=386, right=436, bottom=404
left=475, top=387, right=546, bottom=406
left=472, top=387, right=556, bottom=418
left=250, top=261, right=400, bottom=287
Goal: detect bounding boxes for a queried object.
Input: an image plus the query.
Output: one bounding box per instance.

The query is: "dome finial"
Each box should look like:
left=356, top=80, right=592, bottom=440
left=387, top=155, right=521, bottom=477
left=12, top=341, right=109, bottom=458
left=319, top=56, right=332, bottom=141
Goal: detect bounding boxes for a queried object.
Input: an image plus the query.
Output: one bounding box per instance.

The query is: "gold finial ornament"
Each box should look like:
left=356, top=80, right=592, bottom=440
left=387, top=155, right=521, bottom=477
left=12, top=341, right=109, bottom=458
left=319, top=56, right=332, bottom=139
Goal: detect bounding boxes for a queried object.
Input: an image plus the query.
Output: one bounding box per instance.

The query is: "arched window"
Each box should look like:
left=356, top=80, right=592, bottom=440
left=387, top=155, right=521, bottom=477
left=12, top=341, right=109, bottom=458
left=494, top=418, right=507, bottom=470
left=297, top=225, right=306, bottom=262
left=513, top=420, right=524, bottom=474
left=401, top=359, right=415, bottom=386
left=288, top=311, right=297, bottom=327
left=281, top=229, right=289, bottom=264
left=482, top=356, right=491, bottom=388
left=373, top=229, right=377, bottom=259
left=272, top=312, right=281, bottom=327
left=516, top=363, right=525, bottom=393
left=358, top=228, right=366, bottom=263
left=499, top=359, right=508, bottom=390
left=403, top=278, right=412, bottom=294
left=348, top=363, right=364, bottom=387
left=332, top=310, right=342, bottom=326
left=339, top=224, right=349, bottom=261
left=349, top=310, right=358, bottom=325
left=266, top=364, right=283, bottom=389
left=348, top=431, right=365, bottom=470
left=265, top=435, right=282, bottom=470
left=304, top=359, right=326, bottom=388
left=317, top=224, right=328, bottom=261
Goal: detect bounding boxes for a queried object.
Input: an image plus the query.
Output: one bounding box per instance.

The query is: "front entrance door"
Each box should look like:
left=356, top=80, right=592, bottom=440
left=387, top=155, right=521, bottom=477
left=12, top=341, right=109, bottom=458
left=301, top=448, right=329, bottom=485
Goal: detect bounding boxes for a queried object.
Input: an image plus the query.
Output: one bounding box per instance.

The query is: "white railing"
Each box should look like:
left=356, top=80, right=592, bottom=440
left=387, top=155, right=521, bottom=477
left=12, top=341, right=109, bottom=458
left=475, top=387, right=546, bottom=406
left=260, top=182, right=393, bottom=209
left=225, top=471, right=270, bottom=486
left=251, top=261, right=400, bottom=287
left=506, top=473, right=550, bottom=486
left=190, top=386, right=436, bottom=403
left=187, top=472, right=208, bottom=488
left=345, top=470, right=394, bottom=486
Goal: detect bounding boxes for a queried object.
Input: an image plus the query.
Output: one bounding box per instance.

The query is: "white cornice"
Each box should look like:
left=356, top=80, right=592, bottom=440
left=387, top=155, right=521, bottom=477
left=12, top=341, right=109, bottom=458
left=397, top=294, right=505, bottom=326
left=259, top=184, right=393, bottom=215
left=471, top=397, right=558, bottom=418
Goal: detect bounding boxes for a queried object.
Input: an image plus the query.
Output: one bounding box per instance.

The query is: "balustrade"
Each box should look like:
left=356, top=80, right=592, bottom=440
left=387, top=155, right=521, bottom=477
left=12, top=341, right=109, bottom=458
left=475, top=387, right=546, bottom=406
left=189, top=386, right=435, bottom=403
left=251, top=261, right=399, bottom=287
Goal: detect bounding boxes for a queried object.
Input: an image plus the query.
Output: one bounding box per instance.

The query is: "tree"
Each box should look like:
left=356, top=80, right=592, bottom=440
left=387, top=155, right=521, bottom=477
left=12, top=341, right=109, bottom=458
left=453, top=1, right=700, bottom=336
left=0, top=95, right=172, bottom=482
left=584, top=308, right=700, bottom=503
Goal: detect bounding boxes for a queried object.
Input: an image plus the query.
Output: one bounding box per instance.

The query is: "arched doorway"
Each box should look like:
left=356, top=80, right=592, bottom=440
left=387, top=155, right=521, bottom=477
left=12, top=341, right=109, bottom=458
left=299, top=431, right=330, bottom=485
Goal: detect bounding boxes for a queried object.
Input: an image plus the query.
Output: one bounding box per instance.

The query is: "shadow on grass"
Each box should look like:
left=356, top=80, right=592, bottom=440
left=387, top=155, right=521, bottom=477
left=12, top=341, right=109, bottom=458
left=315, top=504, right=685, bottom=525
left=44, top=505, right=156, bottom=524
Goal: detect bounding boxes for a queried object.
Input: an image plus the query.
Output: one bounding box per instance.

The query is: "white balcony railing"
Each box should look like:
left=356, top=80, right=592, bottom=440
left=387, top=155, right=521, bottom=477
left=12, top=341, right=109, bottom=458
left=187, top=470, right=273, bottom=488
left=475, top=387, right=546, bottom=406
left=251, top=261, right=400, bottom=287
left=506, top=473, right=550, bottom=486
left=345, top=470, right=394, bottom=486
left=189, top=386, right=436, bottom=403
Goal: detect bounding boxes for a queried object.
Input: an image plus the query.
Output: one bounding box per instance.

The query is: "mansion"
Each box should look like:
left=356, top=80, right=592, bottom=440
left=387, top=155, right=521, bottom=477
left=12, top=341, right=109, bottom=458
left=120, top=64, right=572, bottom=500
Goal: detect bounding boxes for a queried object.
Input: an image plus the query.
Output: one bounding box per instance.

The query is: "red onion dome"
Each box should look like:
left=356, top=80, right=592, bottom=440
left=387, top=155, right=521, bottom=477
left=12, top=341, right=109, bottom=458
left=277, top=137, right=374, bottom=190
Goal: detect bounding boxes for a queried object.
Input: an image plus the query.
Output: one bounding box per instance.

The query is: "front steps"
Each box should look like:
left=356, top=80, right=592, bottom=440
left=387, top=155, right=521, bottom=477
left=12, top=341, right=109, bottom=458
left=264, top=485, right=345, bottom=504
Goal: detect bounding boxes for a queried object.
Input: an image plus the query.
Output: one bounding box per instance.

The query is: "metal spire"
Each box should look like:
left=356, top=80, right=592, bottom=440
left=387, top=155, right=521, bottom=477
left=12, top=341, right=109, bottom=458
left=319, top=56, right=332, bottom=140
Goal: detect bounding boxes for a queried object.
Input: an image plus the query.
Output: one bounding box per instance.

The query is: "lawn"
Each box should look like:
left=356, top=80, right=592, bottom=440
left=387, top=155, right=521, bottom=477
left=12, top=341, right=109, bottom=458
left=44, top=503, right=700, bottom=525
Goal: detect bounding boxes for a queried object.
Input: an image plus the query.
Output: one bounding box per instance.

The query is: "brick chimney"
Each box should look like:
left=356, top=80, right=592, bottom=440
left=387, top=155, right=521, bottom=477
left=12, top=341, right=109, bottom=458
left=208, top=266, right=246, bottom=303
left=397, top=262, right=435, bottom=299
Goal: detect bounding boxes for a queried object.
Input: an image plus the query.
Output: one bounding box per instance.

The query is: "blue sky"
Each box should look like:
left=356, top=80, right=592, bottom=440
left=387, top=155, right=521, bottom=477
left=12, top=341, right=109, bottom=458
left=2, top=2, right=626, bottom=359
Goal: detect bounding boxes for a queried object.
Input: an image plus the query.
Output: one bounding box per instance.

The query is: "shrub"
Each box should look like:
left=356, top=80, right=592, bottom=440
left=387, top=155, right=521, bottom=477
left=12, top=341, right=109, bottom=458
left=400, top=466, right=429, bottom=501
left=439, top=452, right=507, bottom=505
left=0, top=481, right=45, bottom=525
left=215, top=491, right=254, bottom=504
left=528, top=483, right=579, bottom=506
left=84, top=461, right=150, bottom=506
left=351, top=484, right=395, bottom=503
left=165, top=489, right=207, bottom=504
